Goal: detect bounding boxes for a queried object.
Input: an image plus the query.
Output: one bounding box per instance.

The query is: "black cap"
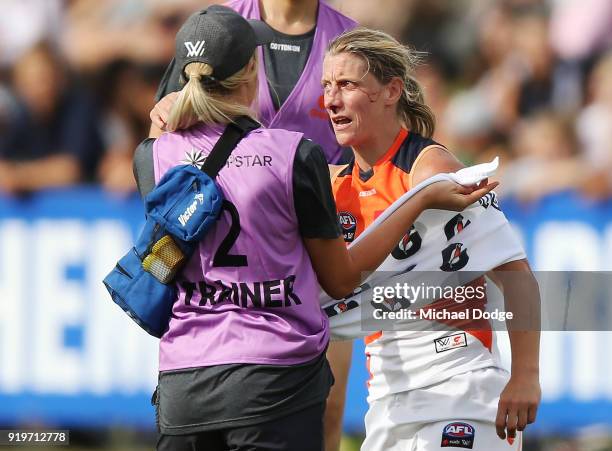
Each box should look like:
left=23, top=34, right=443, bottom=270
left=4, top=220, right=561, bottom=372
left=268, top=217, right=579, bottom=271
left=175, top=5, right=273, bottom=81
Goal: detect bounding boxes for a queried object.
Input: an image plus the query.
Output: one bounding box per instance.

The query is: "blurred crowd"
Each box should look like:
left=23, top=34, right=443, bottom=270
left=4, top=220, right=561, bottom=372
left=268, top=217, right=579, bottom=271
left=1, top=0, right=612, bottom=202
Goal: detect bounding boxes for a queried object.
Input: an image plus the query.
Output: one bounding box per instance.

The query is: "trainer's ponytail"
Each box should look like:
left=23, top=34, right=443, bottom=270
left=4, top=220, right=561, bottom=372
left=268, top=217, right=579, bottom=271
left=166, top=55, right=258, bottom=131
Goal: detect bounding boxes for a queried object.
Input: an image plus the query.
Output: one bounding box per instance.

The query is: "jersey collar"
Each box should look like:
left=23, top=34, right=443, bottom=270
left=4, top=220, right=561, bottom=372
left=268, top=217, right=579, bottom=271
left=353, top=128, right=408, bottom=182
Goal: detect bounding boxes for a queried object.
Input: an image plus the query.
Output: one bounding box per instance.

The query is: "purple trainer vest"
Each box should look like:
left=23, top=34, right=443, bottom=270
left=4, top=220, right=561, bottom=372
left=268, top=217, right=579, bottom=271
left=153, top=124, right=329, bottom=371
left=226, top=0, right=356, bottom=163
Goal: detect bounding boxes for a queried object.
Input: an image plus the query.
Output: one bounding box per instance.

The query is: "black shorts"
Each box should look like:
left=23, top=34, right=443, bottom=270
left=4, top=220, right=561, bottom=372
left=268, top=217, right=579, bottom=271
left=156, top=402, right=325, bottom=451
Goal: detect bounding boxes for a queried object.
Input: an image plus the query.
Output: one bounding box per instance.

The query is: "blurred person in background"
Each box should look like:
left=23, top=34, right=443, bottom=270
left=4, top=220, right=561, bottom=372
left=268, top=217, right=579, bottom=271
left=499, top=111, right=584, bottom=202
left=511, top=10, right=561, bottom=117
left=549, top=0, right=612, bottom=113
left=62, top=0, right=200, bottom=72
left=328, top=0, right=415, bottom=39
left=62, top=0, right=198, bottom=195
left=440, top=3, right=524, bottom=163
left=453, top=6, right=559, bottom=125
left=413, top=59, right=451, bottom=145
left=0, top=42, right=102, bottom=195
left=0, top=0, right=64, bottom=70
left=549, top=0, right=612, bottom=63
left=575, top=52, right=612, bottom=199
left=97, top=61, right=163, bottom=195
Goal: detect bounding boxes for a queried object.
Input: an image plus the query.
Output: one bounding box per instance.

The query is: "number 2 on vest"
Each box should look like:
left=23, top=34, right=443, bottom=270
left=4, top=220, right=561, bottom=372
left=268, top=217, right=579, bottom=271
left=212, top=200, right=248, bottom=267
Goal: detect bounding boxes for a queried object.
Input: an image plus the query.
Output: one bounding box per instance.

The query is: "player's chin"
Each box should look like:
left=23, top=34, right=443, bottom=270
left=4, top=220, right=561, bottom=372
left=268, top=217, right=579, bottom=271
left=332, top=129, right=356, bottom=148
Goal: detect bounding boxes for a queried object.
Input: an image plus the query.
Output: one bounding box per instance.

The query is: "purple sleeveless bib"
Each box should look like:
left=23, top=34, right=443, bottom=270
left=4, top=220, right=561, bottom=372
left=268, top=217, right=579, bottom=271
left=226, top=0, right=356, bottom=163
left=153, top=125, right=329, bottom=370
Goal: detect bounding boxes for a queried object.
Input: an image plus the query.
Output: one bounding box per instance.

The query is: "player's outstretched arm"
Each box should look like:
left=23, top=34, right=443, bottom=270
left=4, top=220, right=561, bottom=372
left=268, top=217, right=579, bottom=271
left=491, top=259, right=541, bottom=441
left=305, top=179, right=498, bottom=299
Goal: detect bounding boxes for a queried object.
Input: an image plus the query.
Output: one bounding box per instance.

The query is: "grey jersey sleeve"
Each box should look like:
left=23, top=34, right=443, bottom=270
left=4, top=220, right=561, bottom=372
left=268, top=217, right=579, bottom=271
left=133, top=138, right=156, bottom=199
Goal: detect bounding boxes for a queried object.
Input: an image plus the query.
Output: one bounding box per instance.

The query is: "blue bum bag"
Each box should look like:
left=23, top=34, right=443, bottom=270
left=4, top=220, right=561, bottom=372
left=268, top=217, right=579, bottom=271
left=103, top=117, right=260, bottom=338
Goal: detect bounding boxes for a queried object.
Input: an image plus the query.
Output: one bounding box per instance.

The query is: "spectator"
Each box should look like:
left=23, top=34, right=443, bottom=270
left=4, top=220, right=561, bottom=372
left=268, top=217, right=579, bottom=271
left=97, top=61, right=164, bottom=195
left=499, top=111, right=583, bottom=201
left=0, top=42, right=103, bottom=195
left=0, top=0, right=63, bottom=69
left=549, top=0, right=612, bottom=63
left=512, top=11, right=559, bottom=116
left=62, top=0, right=200, bottom=72
left=575, top=52, right=612, bottom=198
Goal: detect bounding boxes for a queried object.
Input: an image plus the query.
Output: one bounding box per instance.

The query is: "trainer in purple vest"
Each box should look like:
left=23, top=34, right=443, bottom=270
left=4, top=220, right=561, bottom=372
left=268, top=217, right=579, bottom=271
left=227, top=0, right=356, bottom=163
left=153, top=124, right=329, bottom=371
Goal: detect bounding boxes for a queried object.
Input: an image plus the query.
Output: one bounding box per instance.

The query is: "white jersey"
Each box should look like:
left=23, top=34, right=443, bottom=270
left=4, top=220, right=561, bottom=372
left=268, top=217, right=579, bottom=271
left=320, top=172, right=526, bottom=402
left=364, top=280, right=506, bottom=402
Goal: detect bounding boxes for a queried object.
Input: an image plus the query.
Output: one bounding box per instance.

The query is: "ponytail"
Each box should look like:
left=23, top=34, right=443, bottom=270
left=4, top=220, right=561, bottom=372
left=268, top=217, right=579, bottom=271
left=166, top=56, right=258, bottom=131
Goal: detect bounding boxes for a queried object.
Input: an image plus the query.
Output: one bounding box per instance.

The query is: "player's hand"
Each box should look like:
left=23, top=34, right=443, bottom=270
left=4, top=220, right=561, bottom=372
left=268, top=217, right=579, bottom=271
left=150, top=92, right=179, bottom=131
left=495, top=371, right=541, bottom=440
left=419, top=179, right=499, bottom=211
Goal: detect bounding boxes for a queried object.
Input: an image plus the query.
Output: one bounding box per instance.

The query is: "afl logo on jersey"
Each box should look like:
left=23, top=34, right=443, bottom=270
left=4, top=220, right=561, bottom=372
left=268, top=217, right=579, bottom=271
left=441, top=422, right=475, bottom=448
left=440, top=243, right=469, bottom=271
left=391, top=226, right=422, bottom=260
left=338, top=212, right=357, bottom=242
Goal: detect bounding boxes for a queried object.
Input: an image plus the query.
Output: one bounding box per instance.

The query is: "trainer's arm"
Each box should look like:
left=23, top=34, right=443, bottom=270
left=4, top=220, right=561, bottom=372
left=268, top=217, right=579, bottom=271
left=132, top=138, right=156, bottom=199
left=491, top=260, right=541, bottom=441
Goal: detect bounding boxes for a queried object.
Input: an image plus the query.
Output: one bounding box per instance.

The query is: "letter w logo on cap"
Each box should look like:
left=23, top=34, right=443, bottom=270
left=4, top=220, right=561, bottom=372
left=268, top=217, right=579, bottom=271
left=184, top=40, right=206, bottom=57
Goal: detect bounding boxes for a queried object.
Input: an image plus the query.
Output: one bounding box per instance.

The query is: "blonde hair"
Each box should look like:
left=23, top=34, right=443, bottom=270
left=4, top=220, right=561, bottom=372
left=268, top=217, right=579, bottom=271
left=166, top=56, right=258, bottom=131
left=327, top=27, right=436, bottom=138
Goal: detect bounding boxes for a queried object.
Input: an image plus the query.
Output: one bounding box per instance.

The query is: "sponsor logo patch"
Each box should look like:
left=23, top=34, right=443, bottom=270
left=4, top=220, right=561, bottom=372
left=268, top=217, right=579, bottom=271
left=441, top=422, right=475, bottom=449
left=178, top=193, right=205, bottom=227
left=184, top=40, right=206, bottom=57
left=270, top=42, right=301, bottom=52
left=440, top=243, right=469, bottom=271
left=434, top=332, right=468, bottom=353
left=324, top=299, right=359, bottom=318
left=338, top=212, right=357, bottom=242
left=359, top=189, right=377, bottom=197
left=444, top=214, right=471, bottom=240
left=391, top=226, right=422, bottom=260
left=181, top=148, right=207, bottom=168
